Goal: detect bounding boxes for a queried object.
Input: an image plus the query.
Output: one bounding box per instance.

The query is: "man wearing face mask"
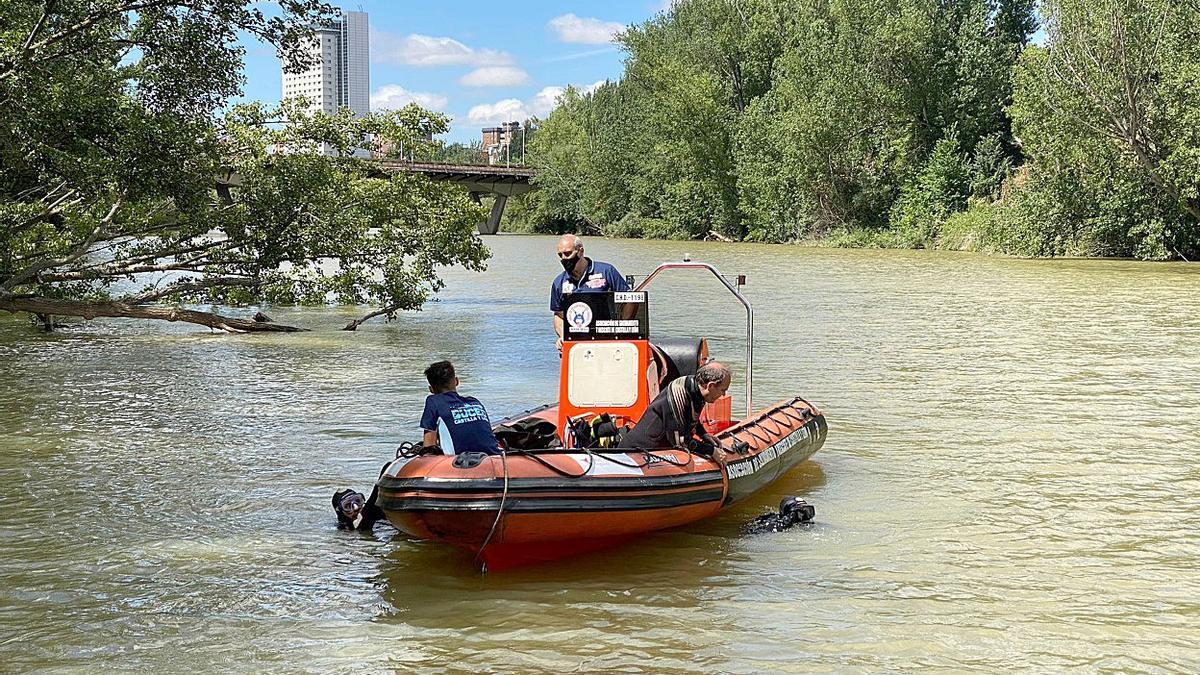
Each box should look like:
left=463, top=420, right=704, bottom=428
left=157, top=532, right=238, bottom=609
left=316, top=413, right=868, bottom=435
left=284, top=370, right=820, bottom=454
left=550, top=234, right=630, bottom=351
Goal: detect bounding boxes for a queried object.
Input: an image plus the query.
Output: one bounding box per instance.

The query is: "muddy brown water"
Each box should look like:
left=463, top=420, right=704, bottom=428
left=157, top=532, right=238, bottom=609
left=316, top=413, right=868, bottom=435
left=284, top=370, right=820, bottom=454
left=1, top=236, right=1198, bottom=671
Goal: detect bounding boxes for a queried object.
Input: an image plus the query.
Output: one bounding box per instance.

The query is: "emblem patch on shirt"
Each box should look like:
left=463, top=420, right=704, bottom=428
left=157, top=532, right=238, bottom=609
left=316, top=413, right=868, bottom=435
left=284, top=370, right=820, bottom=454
left=585, top=273, right=607, bottom=289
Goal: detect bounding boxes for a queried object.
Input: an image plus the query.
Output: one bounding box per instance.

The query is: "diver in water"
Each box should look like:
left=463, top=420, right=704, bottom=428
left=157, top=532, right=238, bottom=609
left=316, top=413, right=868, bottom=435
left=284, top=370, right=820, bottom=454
left=743, top=497, right=816, bottom=534
left=332, top=487, right=385, bottom=530
left=332, top=460, right=393, bottom=530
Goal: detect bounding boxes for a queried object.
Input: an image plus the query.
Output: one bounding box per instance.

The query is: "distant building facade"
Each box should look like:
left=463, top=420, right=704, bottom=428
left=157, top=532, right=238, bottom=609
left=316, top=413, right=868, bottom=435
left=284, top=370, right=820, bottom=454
left=482, top=122, right=520, bottom=148
left=281, top=10, right=369, bottom=155
left=482, top=121, right=521, bottom=165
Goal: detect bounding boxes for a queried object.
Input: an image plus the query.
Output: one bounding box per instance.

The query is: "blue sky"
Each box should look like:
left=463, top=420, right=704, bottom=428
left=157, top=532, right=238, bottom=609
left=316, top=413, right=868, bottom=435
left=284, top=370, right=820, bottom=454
left=236, top=1, right=673, bottom=143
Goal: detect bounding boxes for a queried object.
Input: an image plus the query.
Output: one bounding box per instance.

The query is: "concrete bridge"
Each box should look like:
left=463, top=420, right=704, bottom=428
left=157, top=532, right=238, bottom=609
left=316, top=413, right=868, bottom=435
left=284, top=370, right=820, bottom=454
left=367, top=161, right=537, bottom=235
left=217, top=160, right=537, bottom=235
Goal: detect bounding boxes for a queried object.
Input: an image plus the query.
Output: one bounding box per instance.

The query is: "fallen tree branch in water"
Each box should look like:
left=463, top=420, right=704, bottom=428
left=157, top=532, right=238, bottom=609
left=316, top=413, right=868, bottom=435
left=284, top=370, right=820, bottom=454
left=0, top=296, right=306, bottom=333
left=342, top=303, right=403, bottom=331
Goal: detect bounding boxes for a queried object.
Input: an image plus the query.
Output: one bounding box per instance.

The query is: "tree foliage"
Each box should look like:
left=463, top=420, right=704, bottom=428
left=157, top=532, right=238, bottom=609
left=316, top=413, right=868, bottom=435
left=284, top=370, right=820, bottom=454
left=0, top=0, right=488, bottom=332
left=518, top=0, right=1200, bottom=259
left=1003, top=0, right=1200, bottom=258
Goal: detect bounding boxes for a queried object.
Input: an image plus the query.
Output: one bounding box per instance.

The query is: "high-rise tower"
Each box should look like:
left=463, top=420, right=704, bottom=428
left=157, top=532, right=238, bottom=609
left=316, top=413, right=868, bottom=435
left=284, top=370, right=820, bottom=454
left=281, top=10, right=369, bottom=118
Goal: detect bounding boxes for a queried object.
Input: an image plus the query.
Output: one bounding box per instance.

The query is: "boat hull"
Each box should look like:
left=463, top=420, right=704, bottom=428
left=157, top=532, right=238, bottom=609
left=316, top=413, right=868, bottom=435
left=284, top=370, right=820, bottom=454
left=377, top=397, right=826, bottom=569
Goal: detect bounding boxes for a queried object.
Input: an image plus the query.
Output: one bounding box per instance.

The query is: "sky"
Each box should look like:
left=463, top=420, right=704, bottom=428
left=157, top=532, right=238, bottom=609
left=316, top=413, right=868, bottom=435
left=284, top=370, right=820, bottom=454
left=236, top=1, right=674, bottom=144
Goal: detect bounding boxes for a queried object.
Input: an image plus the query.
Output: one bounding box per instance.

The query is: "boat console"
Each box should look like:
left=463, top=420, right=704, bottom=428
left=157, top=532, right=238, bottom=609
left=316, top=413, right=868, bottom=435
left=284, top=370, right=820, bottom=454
left=556, top=281, right=736, bottom=445
left=557, top=291, right=653, bottom=445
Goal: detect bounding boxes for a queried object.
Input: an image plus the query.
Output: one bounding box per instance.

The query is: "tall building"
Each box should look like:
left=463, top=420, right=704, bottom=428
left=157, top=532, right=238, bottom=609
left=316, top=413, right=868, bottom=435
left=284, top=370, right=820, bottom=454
left=281, top=10, right=369, bottom=118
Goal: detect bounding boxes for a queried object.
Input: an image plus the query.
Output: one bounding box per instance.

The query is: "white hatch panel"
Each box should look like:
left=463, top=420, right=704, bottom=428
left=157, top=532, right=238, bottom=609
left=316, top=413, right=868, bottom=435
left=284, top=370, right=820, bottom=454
left=567, top=342, right=639, bottom=407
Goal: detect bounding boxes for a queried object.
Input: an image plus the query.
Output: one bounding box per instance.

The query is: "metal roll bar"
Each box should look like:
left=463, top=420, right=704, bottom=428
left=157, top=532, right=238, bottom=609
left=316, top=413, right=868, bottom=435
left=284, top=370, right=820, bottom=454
left=634, top=261, right=753, bottom=417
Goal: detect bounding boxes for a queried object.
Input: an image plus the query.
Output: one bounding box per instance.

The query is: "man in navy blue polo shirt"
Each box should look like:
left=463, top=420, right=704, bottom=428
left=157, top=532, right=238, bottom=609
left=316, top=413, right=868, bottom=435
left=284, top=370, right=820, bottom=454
left=550, top=234, right=629, bottom=350
left=420, top=360, right=500, bottom=455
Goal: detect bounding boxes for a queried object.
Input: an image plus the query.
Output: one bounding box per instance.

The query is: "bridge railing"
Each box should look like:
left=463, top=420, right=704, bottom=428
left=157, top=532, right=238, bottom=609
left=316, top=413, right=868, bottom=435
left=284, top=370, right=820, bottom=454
left=369, top=160, right=537, bottom=178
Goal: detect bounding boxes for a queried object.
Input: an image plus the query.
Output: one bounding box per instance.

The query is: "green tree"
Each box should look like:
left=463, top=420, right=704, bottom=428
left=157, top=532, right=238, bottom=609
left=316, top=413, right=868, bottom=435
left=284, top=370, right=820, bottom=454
left=735, top=0, right=924, bottom=240
left=1002, top=0, right=1200, bottom=258
left=524, top=87, right=594, bottom=231
left=0, top=0, right=488, bottom=331
left=526, top=0, right=1038, bottom=245
left=731, top=0, right=1037, bottom=243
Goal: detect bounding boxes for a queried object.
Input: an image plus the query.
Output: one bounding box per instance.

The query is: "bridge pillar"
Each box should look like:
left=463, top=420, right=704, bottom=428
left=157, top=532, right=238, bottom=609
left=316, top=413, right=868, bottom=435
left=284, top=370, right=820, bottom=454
left=478, top=194, right=507, bottom=235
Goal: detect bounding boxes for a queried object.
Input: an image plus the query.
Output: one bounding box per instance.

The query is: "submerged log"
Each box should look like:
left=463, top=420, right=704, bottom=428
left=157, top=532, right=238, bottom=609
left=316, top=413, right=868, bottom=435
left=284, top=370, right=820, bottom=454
left=0, top=296, right=306, bottom=333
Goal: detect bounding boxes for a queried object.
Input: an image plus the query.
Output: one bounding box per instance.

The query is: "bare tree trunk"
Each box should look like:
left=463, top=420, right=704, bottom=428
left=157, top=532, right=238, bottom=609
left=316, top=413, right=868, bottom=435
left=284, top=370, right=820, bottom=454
left=0, top=296, right=305, bottom=333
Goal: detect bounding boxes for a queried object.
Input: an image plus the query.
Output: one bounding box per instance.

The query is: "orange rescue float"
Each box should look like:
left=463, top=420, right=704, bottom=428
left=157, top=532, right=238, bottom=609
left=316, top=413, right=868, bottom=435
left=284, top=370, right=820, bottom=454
left=376, top=261, right=827, bottom=570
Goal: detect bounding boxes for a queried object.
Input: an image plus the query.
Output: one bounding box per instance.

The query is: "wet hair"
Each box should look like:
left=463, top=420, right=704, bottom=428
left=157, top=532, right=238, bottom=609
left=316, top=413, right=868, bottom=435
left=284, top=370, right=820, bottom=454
left=424, top=360, right=456, bottom=392
left=695, top=362, right=731, bottom=387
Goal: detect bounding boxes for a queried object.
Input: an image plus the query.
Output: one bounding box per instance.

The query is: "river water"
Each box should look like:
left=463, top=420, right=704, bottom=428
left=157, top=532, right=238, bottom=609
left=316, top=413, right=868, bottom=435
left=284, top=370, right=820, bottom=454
left=1, top=236, right=1197, bottom=672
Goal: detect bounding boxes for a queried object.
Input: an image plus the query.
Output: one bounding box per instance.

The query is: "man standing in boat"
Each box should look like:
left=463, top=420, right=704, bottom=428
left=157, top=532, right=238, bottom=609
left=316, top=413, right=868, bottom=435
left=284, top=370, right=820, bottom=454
left=420, top=360, right=500, bottom=455
left=620, top=361, right=731, bottom=457
left=550, top=234, right=629, bottom=351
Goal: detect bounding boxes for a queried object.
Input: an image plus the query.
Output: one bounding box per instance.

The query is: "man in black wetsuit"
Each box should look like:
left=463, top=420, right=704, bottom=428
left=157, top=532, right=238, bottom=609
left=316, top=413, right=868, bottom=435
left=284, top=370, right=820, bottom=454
left=620, top=361, right=731, bottom=453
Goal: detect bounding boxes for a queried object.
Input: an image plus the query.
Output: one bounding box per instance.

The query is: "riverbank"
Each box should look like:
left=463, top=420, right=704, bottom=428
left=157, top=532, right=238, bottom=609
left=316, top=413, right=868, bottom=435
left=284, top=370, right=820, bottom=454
left=500, top=196, right=1194, bottom=262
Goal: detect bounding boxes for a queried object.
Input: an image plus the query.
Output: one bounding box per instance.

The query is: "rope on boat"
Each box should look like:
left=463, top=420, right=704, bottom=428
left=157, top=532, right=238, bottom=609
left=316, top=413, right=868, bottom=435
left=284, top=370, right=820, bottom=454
left=588, top=448, right=695, bottom=470
left=507, top=399, right=820, bottom=477
left=508, top=447, right=594, bottom=478
left=395, top=441, right=427, bottom=459
left=475, top=448, right=511, bottom=570
left=724, top=398, right=815, bottom=449
left=509, top=446, right=695, bottom=475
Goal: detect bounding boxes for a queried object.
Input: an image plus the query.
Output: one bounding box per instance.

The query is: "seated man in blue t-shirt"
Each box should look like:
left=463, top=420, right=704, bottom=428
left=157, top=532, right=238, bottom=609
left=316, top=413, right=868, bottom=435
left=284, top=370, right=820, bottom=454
left=420, top=360, right=500, bottom=455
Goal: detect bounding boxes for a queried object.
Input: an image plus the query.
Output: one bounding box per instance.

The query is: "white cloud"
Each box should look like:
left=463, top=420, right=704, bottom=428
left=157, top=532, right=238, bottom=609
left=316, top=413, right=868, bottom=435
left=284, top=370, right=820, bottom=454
left=467, top=98, right=528, bottom=126
left=583, top=79, right=609, bottom=95
left=459, top=66, right=531, bottom=87
left=371, top=30, right=514, bottom=67
left=547, top=14, right=624, bottom=44
left=467, top=82, right=610, bottom=126
left=370, top=84, right=448, bottom=111
left=528, top=86, right=564, bottom=117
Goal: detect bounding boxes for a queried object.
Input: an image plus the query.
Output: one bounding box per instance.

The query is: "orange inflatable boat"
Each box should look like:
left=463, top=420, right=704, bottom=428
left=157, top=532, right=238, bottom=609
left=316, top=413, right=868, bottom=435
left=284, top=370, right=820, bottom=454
left=377, top=262, right=827, bottom=570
